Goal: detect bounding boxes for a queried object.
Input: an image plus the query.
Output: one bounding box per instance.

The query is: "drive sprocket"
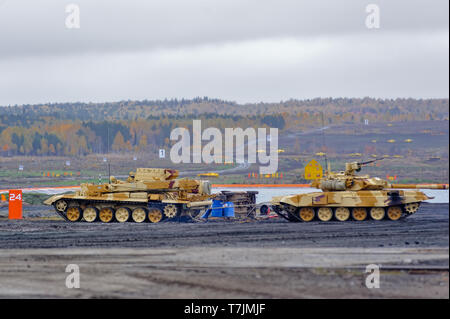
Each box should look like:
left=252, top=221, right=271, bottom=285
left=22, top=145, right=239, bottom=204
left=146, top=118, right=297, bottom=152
left=163, top=204, right=178, bottom=218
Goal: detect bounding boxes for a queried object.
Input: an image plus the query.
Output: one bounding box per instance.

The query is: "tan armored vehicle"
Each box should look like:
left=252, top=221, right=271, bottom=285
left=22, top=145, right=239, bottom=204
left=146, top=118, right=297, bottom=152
left=44, top=168, right=213, bottom=223
left=271, top=160, right=448, bottom=222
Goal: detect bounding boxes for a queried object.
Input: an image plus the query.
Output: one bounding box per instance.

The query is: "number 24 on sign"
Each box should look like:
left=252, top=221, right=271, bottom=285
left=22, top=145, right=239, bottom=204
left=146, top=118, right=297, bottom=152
left=9, top=190, right=23, bottom=220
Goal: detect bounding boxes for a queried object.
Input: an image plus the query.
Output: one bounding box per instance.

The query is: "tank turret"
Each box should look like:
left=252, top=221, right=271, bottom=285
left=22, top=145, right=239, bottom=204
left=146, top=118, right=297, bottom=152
left=311, top=160, right=448, bottom=191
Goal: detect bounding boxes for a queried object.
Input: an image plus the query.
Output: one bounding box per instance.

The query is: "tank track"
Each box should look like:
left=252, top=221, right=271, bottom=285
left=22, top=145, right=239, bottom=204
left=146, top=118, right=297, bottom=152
left=272, top=203, right=420, bottom=222
left=53, top=198, right=183, bottom=223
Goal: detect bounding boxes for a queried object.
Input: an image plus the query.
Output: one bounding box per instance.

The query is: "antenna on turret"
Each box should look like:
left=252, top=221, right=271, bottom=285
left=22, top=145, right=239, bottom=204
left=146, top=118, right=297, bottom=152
left=320, top=112, right=329, bottom=175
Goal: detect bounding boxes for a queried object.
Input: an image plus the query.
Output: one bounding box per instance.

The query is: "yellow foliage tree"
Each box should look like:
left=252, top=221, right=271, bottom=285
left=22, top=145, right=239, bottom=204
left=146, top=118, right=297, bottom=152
left=138, top=135, right=147, bottom=152
left=112, top=131, right=126, bottom=152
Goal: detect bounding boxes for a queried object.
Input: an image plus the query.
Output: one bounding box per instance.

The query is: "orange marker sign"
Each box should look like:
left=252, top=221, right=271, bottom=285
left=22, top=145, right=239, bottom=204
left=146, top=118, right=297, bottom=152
left=9, top=189, right=23, bottom=220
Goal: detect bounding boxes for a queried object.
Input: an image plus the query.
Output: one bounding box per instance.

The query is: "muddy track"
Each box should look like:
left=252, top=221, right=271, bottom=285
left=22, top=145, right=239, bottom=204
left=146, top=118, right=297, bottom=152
left=0, top=203, right=447, bottom=249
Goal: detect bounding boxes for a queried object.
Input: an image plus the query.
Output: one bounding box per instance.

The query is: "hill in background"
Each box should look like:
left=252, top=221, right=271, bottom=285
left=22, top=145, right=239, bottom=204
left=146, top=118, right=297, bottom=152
left=0, top=97, right=448, bottom=156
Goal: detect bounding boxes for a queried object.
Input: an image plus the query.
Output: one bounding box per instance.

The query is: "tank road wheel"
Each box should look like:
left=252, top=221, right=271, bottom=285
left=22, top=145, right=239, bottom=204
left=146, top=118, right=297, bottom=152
left=66, top=207, right=82, bottom=222
left=148, top=208, right=163, bottom=223
left=83, top=207, right=98, bottom=223
left=334, top=207, right=350, bottom=221
left=317, top=207, right=333, bottom=222
left=370, top=207, right=386, bottom=221
left=55, top=199, right=68, bottom=212
left=99, top=207, right=115, bottom=223
left=387, top=206, right=403, bottom=221
left=352, top=208, right=367, bottom=221
left=299, top=207, right=315, bottom=222
left=115, top=207, right=131, bottom=223
left=163, top=204, right=178, bottom=219
left=131, top=207, right=147, bottom=223
left=404, top=203, right=420, bottom=214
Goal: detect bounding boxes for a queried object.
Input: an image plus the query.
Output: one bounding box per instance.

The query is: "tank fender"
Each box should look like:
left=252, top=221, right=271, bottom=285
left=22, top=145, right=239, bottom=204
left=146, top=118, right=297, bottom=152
left=43, top=194, right=65, bottom=206
left=280, top=193, right=314, bottom=207
left=187, top=200, right=213, bottom=208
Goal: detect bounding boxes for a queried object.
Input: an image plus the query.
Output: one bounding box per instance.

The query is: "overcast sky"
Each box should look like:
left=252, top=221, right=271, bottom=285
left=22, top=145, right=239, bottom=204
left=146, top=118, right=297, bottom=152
left=0, top=0, right=448, bottom=106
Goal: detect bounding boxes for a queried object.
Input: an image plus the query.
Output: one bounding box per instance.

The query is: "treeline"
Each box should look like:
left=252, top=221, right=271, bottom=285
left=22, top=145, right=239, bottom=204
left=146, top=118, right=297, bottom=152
left=0, top=115, right=287, bottom=156
left=1, top=97, right=448, bottom=121
left=0, top=97, right=448, bottom=156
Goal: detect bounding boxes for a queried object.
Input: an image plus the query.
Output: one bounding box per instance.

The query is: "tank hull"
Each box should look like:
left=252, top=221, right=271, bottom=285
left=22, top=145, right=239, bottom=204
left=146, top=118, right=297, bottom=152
left=271, top=189, right=431, bottom=222
left=272, top=189, right=430, bottom=208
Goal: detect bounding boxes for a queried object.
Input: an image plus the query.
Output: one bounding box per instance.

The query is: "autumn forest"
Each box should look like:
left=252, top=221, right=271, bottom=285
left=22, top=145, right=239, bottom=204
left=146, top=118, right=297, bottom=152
left=0, top=97, right=448, bottom=157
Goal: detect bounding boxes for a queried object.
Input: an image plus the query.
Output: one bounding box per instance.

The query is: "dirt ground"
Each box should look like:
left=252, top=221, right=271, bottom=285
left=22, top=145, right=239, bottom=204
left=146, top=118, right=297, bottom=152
left=0, top=203, right=447, bottom=249
left=0, top=203, right=448, bottom=298
left=0, top=247, right=448, bottom=299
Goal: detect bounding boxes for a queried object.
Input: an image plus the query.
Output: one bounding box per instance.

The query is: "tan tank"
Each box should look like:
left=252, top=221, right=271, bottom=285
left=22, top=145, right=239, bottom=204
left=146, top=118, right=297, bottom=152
left=44, top=168, right=213, bottom=223
left=271, top=160, right=448, bottom=222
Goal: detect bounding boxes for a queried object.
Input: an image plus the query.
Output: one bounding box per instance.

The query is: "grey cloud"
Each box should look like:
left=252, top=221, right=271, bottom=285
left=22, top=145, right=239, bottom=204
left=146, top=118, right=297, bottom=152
left=0, top=0, right=448, bottom=105
left=0, top=0, right=448, bottom=59
left=0, top=31, right=447, bottom=105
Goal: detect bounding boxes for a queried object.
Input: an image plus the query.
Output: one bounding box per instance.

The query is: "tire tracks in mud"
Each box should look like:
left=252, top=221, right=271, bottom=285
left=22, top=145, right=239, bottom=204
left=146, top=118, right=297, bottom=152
left=0, top=203, right=447, bottom=249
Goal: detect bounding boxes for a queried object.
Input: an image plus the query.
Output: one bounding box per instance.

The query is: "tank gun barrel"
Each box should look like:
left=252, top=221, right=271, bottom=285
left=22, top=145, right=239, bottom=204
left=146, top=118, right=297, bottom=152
left=388, top=183, right=448, bottom=190
left=359, top=158, right=383, bottom=166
